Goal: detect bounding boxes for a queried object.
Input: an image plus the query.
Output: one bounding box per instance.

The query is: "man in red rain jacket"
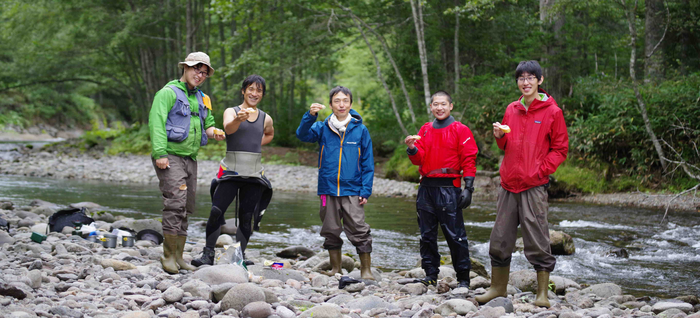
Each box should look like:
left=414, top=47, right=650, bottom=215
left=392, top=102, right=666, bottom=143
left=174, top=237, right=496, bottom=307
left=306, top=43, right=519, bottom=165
left=405, top=90, right=478, bottom=289
left=476, top=60, right=568, bottom=307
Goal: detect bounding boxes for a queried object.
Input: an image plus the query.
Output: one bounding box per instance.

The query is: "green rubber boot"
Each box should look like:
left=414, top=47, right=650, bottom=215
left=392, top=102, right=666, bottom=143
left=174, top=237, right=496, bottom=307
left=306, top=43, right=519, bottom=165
left=475, top=265, right=509, bottom=304
left=161, top=234, right=180, bottom=274
left=534, top=271, right=551, bottom=308
left=324, top=249, right=342, bottom=276
left=175, top=236, right=196, bottom=271
left=359, top=253, right=374, bottom=280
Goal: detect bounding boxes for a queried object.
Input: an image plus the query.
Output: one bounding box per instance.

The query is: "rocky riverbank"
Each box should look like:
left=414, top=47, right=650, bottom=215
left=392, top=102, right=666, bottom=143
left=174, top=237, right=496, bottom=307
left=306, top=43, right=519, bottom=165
left=1, top=199, right=699, bottom=318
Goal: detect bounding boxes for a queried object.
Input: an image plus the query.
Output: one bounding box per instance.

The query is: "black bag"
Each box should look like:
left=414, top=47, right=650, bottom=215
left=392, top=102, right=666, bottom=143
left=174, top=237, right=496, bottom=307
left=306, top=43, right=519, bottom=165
left=48, top=207, right=95, bottom=233
left=0, top=217, right=8, bottom=232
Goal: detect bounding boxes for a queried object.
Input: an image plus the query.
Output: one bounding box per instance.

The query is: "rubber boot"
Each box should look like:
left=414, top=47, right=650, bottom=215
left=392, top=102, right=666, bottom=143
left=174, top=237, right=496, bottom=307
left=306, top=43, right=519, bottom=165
left=475, top=265, right=510, bottom=304
left=324, top=249, right=342, bottom=276
left=359, top=253, right=374, bottom=280
left=191, top=247, right=215, bottom=267
left=534, top=271, right=551, bottom=308
left=175, top=236, right=196, bottom=271
left=161, top=234, right=180, bottom=274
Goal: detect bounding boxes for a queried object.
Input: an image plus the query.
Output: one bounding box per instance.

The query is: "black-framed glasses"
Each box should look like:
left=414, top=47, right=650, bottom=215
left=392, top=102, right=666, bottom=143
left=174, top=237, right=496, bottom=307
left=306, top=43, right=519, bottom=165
left=517, top=76, right=537, bottom=83
left=193, top=64, right=210, bottom=78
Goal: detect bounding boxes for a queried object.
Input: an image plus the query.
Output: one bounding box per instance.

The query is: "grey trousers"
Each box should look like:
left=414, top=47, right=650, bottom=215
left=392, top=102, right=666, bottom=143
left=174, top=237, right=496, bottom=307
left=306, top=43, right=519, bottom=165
left=152, top=155, right=197, bottom=236
left=489, top=185, right=556, bottom=272
left=319, top=195, right=373, bottom=254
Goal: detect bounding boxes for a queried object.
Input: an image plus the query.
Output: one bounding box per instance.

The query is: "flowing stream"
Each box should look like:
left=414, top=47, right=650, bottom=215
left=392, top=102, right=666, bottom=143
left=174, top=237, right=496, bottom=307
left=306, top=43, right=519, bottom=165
left=0, top=172, right=698, bottom=298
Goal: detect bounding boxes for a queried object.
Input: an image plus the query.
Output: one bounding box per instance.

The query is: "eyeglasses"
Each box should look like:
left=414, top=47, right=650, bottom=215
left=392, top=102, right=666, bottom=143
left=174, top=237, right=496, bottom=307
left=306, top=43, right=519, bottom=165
left=517, top=76, right=537, bottom=83
left=193, top=64, right=210, bottom=78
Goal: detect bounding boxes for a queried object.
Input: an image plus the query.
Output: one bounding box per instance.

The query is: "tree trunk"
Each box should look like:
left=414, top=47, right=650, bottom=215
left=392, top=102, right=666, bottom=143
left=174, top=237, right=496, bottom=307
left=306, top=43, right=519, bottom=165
left=622, top=0, right=667, bottom=170
left=644, top=0, right=664, bottom=82
left=343, top=8, right=416, bottom=124
left=410, top=0, right=431, bottom=114
left=186, top=0, right=193, bottom=53
left=352, top=16, right=409, bottom=136
left=289, top=69, right=295, bottom=130
left=540, top=0, right=565, bottom=100
left=454, top=4, right=460, bottom=97
left=219, top=18, right=227, bottom=95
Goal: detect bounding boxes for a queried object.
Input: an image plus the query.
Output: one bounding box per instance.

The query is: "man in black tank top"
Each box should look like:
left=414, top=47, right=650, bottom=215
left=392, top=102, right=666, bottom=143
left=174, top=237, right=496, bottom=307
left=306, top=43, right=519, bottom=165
left=192, top=75, right=275, bottom=267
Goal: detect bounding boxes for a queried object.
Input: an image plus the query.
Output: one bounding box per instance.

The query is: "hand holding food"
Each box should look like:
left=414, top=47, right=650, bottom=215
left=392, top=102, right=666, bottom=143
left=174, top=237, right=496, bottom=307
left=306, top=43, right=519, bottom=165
left=214, top=128, right=225, bottom=136
left=235, top=108, right=255, bottom=122
left=404, top=134, right=421, bottom=149
left=497, top=124, right=511, bottom=133
left=492, top=122, right=508, bottom=138
left=310, top=103, right=326, bottom=115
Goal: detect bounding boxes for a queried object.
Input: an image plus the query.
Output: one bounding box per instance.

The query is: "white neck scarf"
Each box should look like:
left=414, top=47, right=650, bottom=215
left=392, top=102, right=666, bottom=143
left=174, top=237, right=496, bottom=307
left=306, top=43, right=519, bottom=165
left=329, top=114, right=352, bottom=133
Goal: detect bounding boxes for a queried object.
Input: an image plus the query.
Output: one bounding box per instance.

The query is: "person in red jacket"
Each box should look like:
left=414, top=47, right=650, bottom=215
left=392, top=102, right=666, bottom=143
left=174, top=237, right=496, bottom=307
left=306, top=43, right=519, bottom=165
left=404, top=90, right=478, bottom=289
left=476, top=60, right=568, bottom=307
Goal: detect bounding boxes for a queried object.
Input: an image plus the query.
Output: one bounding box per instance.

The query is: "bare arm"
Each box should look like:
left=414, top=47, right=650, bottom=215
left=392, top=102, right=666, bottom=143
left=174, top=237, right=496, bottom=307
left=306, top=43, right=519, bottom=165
left=262, top=115, right=275, bottom=145
left=224, top=107, right=251, bottom=135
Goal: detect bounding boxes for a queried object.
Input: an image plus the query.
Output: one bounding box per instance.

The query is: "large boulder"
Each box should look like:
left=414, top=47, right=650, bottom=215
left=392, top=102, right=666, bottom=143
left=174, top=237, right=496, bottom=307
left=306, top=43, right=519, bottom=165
left=220, top=218, right=237, bottom=235
left=550, top=275, right=581, bottom=294
left=346, top=296, right=398, bottom=312
left=0, top=231, right=15, bottom=246
left=580, top=283, right=622, bottom=298
left=181, top=279, right=212, bottom=300
left=241, top=301, right=273, bottom=318
left=549, top=230, right=575, bottom=255
left=514, top=230, right=575, bottom=255
left=101, top=259, right=136, bottom=271
left=193, top=264, right=249, bottom=285
left=69, top=202, right=103, bottom=212
left=508, top=270, right=537, bottom=292
left=435, top=299, right=478, bottom=315
left=30, top=205, right=56, bottom=217
left=219, top=283, right=266, bottom=312
left=652, top=300, right=694, bottom=314
left=298, top=304, right=343, bottom=318
left=276, top=246, right=316, bottom=259
left=470, top=258, right=488, bottom=278
left=247, top=265, right=308, bottom=282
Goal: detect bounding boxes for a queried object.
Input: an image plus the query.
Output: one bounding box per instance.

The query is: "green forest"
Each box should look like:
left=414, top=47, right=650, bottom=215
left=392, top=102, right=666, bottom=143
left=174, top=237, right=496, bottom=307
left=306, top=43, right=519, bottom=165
left=1, top=0, right=699, bottom=194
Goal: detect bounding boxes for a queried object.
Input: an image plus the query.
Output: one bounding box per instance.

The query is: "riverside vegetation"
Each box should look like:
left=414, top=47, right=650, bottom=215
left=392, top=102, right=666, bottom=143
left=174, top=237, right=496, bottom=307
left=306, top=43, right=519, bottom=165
left=2, top=0, right=700, bottom=198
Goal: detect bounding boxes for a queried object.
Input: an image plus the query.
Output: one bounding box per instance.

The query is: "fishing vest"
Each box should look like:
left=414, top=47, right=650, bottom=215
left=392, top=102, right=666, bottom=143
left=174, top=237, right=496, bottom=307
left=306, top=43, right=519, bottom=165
left=165, top=85, right=208, bottom=146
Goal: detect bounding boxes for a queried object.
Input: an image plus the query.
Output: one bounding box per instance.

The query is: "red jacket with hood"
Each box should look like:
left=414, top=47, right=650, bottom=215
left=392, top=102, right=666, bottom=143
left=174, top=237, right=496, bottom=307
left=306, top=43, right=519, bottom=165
left=497, top=89, right=568, bottom=193
left=409, top=120, right=478, bottom=188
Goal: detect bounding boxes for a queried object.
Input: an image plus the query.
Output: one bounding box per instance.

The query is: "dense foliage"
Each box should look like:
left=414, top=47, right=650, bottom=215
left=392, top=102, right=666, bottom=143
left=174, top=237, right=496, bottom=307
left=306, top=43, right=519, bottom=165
left=2, top=0, right=699, bottom=192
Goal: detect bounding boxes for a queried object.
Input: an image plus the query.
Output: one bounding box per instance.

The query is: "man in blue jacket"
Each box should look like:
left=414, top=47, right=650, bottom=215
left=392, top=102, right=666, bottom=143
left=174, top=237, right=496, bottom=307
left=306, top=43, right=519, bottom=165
left=296, top=86, right=375, bottom=280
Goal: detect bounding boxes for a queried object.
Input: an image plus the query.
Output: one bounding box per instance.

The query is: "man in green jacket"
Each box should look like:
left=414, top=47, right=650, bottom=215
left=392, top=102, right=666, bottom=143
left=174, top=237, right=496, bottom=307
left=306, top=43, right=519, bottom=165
left=148, top=52, right=225, bottom=274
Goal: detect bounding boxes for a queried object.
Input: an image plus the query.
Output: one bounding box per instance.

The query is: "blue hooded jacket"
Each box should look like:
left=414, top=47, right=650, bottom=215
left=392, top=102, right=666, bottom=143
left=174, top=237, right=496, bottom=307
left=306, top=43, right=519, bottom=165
left=296, top=109, right=374, bottom=198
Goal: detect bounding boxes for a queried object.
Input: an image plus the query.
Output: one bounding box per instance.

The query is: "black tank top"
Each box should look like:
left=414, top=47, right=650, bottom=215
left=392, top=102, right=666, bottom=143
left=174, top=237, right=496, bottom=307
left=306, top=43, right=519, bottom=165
left=226, top=106, right=266, bottom=153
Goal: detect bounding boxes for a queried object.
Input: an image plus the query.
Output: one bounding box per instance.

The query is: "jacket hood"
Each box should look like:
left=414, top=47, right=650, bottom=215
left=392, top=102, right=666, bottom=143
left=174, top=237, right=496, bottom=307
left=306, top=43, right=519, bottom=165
left=516, top=88, right=557, bottom=112
left=324, top=109, right=364, bottom=125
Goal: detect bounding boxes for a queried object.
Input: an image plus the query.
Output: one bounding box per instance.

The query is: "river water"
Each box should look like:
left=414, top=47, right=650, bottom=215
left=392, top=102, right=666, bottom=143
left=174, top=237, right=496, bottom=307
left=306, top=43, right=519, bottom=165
left=0, top=173, right=698, bottom=298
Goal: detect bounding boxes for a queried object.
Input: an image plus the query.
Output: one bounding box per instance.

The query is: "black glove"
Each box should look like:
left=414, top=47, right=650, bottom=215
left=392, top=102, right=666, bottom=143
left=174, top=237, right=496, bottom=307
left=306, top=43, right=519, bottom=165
left=458, top=177, right=475, bottom=209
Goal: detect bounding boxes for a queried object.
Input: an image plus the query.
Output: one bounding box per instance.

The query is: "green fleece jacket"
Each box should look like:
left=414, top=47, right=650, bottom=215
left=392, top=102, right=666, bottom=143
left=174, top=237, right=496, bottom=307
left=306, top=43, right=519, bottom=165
left=148, top=80, right=215, bottom=160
